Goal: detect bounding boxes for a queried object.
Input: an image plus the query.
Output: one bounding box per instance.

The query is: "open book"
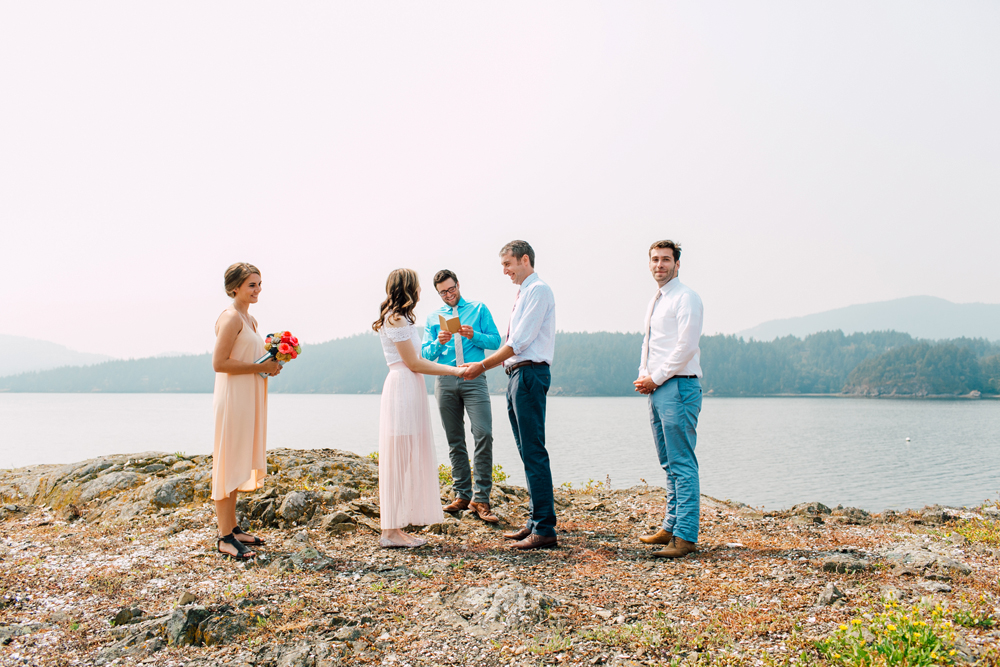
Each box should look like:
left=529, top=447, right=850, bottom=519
left=439, top=314, right=464, bottom=364
left=438, top=314, right=462, bottom=334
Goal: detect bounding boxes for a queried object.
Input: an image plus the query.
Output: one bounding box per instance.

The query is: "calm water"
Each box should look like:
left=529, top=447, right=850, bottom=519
left=1, top=394, right=997, bottom=512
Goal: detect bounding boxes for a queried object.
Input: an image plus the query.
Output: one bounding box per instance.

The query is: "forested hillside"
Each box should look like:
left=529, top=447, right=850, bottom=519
left=1, top=331, right=997, bottom=396
left=844, top=342, right=1000, bottom=396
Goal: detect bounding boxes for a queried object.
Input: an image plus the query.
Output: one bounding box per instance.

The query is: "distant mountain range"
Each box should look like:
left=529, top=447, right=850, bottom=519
left=738, top=296, right=1000, bottom=342
left=6, top=295, right=999, bottom=388
left=2, top=330, right=997, bottom=397
left=0, top=334, right=113, bottom=378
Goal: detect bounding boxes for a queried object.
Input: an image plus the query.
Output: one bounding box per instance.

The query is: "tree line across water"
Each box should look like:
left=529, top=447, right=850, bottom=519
left=1, top=330, right=998, bottom=397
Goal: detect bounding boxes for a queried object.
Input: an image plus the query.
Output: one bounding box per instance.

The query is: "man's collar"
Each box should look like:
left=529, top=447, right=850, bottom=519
left=520, top=272, right=539, bottom=288
left=659, top=277, right=680, bottom=295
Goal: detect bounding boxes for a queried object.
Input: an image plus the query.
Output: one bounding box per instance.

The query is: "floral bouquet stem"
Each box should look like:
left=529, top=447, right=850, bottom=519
left=255, top=331, right=301, bottom=379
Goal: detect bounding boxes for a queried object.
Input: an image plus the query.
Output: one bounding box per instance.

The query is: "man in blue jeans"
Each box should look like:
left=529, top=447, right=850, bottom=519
left=461, top=240, right=557, bottom=550
left=634, top=239, right=704, bottom=558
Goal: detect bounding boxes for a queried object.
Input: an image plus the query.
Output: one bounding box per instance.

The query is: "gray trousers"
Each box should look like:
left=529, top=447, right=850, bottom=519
left=434, top=374, right=493, bottom=503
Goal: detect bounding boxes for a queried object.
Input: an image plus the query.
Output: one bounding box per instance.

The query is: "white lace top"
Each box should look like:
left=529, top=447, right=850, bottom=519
left=379, top=319, right=419, bottom=367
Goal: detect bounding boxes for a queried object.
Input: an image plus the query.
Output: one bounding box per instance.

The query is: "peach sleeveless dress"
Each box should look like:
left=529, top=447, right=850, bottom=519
left=211, top=308, right=268, bottom=501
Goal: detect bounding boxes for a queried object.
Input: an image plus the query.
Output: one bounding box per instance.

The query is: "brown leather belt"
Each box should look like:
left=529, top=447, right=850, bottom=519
left=505, top=361, right=549, bottom=376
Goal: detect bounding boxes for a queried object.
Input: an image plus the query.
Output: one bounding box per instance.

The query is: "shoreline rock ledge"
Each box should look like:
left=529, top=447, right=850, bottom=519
left=1, top=448, right=998, bottom=666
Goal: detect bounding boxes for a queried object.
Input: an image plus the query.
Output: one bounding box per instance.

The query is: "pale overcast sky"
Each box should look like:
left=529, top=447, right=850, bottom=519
left=2, top=2, right=998, bottom=359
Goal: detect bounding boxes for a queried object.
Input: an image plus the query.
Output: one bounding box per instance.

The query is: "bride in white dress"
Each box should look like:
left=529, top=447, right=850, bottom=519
left=372, top=268, right=468, bottom=548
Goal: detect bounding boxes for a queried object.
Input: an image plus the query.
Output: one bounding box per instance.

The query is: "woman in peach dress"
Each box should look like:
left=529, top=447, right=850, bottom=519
left=211, top=262, right=282, bottom=560
left=373, top=269, right=468, bottom=548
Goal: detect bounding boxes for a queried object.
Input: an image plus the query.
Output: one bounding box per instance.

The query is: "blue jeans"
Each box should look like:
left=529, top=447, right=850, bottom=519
left=506, top=365, right=557, bottom=537
left=649, top=377, right=702, bottom=543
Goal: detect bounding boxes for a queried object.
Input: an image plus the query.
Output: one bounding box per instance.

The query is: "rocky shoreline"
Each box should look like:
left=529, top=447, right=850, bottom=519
left=1, top=449, right=998, bottom=666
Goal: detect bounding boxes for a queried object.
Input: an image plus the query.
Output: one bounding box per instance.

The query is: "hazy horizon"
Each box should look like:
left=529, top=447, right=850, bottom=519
left=2, top=3, right=998, bottom=359
left=7, top=293, right=1000, bottom=363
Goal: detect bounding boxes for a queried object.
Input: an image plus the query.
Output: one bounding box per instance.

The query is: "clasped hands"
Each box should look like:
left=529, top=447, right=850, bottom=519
left=440, top=326, right=481, bottom=380
left=456, top=360, right=486, bottom=380
left=633, top=375, right=658, bottom=394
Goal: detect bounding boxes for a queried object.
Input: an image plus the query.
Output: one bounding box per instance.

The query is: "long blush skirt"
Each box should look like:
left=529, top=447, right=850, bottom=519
left=378, top=363, right=445, bottom=530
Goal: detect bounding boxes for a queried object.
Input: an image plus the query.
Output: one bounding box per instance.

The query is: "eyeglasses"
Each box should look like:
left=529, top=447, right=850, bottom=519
left=437, top=286, right=458, bottom=297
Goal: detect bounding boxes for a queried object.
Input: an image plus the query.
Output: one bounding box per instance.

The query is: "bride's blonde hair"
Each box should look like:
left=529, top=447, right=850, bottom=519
left=372, top=268, right=419, bottom=331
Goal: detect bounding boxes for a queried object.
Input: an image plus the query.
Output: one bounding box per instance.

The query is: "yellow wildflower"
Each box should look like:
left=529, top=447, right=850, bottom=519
left=839, top=624, right=848, bottom=631
left=887, top=624, right=897, bottom=631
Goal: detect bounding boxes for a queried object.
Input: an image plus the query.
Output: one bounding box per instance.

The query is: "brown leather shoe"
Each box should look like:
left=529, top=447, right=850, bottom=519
left=502, top=527, right=532, bottom=541
left=469, top=501, right=500, bottom=524
left=652, top=536, right=698, bottom=559
left=443, top=498, right=470, bottom=512
left=508, top=534, right=558, bottom=550
left=639, top=528, right=673, bottom=545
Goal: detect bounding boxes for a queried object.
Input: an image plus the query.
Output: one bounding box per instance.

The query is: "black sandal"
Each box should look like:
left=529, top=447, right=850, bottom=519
left=217, top=533, right=257, bottom=561
left=233, top=525, right=265, bottom=546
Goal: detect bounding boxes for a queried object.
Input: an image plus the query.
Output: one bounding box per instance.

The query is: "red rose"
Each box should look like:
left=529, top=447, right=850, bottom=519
left=289, top=336, right=299, bottom=345
left=278, top=342, right=292, bottom=355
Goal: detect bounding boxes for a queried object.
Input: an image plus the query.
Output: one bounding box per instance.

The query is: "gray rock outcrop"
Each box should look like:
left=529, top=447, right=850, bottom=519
left=427, top=580, right=557, bottom=637
left=883, top=545, right=973, bottom=577
left=143, top=476, right=194, bottom=508
left=822, top=553, right=870, bottom=573
left=817, top=583, right=846, bottom=606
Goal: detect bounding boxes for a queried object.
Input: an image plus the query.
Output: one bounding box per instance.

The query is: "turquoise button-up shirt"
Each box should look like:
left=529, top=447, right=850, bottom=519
left=421, top=297, right=502, bottom=366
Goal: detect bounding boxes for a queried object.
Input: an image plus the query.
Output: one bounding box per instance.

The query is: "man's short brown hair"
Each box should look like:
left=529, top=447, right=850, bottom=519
left=649, top=240, right=681, bottom=262
left=500, top=240, right=535, bottom=267
left=433, top=269, right=459, bottom=288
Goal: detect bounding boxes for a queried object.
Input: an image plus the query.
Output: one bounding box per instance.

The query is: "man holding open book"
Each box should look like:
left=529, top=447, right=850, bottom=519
left=422, top=269, right=502, bottom=523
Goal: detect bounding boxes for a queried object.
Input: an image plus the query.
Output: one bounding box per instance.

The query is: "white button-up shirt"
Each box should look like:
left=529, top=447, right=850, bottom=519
left=638, top=278, right=703, bottom=385
left=504, top=272, right=556, bottom=368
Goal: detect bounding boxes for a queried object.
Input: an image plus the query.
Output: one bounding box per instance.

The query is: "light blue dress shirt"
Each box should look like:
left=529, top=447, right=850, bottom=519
left=504, top=272, right=556, bottom=368
left=421, top=297, right=502, bottom=366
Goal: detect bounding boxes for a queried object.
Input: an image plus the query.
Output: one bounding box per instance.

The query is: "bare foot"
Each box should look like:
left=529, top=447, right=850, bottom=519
left=380, top=529, right=426, bottom=549
left=402, top=532, right=427, bottom=547
left=379, top=529, right=409, bottom=548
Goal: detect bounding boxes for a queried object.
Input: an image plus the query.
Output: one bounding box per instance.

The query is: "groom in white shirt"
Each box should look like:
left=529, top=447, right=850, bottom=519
left=634, top=239, right=704, bottom=558
left=461, top=240, right=558, bottom=550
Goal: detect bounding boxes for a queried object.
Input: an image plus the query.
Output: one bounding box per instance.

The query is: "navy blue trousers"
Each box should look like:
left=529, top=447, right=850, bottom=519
left=506, top=364, right=557, bottom=537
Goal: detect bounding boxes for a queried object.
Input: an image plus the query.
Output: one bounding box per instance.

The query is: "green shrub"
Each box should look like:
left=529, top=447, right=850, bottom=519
left=438, top=462, right=508, bottom=486
left=438, top=464, right=452, bottom=486
left=816, top=601, right=959, bottom=666
left=955, top=501, right=1000, bottom=546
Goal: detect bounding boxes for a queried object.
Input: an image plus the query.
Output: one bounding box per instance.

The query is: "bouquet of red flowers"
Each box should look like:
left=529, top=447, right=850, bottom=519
left=255, top=331, right=301, bottom=378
